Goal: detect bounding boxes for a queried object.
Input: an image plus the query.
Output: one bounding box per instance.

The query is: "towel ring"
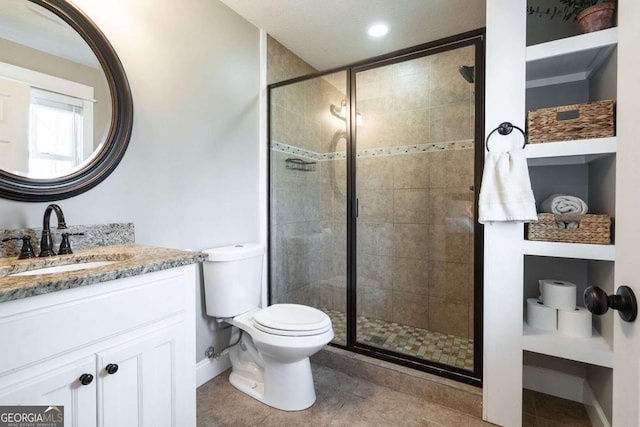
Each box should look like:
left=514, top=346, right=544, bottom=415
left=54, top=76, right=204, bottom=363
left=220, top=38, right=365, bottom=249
left=485, top=122, right=527, bottom=152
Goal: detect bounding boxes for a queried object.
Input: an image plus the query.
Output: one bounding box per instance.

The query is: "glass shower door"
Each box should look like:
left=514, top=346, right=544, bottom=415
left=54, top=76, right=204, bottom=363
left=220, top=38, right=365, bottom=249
left=354, top=45, right=478, bottom=372
left=268, top=34, right=483, bottom=382
left=269, top=71, right=348, bottom=345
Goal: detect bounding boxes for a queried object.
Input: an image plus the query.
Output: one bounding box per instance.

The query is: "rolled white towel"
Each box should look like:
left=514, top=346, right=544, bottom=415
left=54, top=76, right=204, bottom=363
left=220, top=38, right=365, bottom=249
left=555, top=220, right=579, bottom=229
left=539, top=194, right=588, bottom=215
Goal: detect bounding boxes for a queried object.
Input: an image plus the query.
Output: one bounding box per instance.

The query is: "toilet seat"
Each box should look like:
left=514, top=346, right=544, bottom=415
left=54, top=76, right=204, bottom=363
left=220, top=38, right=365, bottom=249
left=252, top=304, right=332, bottom=337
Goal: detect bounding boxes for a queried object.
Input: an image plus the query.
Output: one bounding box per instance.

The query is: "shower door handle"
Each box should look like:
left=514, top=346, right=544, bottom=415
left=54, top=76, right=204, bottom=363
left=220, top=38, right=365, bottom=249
left=354, top=198, right=359, bottom=218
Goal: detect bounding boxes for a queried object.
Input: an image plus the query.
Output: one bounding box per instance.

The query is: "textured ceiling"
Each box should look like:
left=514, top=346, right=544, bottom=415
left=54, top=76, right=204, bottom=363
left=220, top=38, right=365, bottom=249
left=219, top=0, right=486, bottom=71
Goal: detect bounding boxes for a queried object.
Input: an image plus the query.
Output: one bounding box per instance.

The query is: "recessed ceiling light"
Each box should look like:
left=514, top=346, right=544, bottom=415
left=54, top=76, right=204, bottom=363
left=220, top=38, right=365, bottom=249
left=367, top=23, right=389, bottom=38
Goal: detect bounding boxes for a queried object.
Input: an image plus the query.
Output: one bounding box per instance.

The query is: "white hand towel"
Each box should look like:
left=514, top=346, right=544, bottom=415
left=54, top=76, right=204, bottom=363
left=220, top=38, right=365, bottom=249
left=539, top=194, right=588, bottom=215
left=478, top=149, right=537, bottom=223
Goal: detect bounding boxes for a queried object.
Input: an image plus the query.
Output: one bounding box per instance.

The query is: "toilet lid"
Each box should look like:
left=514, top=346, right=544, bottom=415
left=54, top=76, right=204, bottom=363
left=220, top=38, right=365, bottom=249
left=253, top=304, right=332, bottom=337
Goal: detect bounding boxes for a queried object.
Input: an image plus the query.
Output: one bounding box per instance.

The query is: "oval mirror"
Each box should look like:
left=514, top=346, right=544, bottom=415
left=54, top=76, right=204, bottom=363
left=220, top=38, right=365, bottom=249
left=0, top=0, right=132, bottom=201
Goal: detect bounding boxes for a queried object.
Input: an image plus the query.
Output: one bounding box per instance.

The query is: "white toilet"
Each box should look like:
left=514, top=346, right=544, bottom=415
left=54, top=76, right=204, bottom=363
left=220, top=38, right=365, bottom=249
left=202, top=243, right=334, bottom=411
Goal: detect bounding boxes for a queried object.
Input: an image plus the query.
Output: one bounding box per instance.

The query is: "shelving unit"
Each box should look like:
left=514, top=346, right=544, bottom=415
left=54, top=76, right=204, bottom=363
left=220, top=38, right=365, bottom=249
left=523, top=241, right=614, bottom=261
left=523, top=323, right=613, bottom=368
left=526, top=27, right=618, bottom=88
left=521, top=26, right=618, bottom=413
left=525, top=137, right=616, bottom=166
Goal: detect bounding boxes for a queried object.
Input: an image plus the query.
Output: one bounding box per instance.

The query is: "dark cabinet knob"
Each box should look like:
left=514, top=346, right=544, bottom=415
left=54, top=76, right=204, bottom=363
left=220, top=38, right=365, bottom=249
left=584, top=285, right=637, bottom=322
left=105, top=363, right=119, bottom=375
left=79, top=373, right=94, bottom=385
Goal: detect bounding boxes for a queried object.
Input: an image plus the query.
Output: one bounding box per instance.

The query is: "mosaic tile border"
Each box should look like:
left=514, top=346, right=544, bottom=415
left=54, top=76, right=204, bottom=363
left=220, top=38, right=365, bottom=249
left=271, top=139, right=474, bottom=161
left=271, top=141, right=324, bottom=160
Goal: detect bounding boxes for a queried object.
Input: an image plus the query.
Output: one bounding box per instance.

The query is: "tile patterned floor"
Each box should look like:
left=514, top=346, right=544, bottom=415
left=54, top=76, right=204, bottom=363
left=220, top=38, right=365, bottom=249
left=197, top=364, right=495, bottom=427
left=325, top=309, right=474, bottom=370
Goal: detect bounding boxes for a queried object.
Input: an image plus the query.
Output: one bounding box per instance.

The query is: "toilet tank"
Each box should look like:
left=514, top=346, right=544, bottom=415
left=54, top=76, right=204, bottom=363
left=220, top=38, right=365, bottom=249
left=202, top=243, right=265, bottom=318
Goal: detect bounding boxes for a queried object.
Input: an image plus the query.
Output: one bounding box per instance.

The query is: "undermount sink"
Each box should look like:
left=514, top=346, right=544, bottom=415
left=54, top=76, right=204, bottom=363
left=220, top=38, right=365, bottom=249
left=9, top=260, right=118, bottom=276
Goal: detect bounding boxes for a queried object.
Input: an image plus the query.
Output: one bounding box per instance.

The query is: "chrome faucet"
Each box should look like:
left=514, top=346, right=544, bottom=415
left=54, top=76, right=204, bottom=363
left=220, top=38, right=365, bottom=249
left=39, top=204, right=68, bottom=257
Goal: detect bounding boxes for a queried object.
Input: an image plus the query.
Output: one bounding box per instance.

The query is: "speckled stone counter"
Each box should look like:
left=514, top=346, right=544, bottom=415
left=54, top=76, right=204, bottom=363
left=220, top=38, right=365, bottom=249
left=0, top=223, right=135, bottom=258
left=0, top=244, right=207, bottom=303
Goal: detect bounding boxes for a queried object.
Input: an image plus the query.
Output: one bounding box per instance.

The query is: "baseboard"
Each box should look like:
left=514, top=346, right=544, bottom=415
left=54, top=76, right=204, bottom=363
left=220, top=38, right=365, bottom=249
left=583, top=382, right=612, bottom=427
left=196, top=354, right=231, bottom=387
left=523, top=364, right=585, bottom=403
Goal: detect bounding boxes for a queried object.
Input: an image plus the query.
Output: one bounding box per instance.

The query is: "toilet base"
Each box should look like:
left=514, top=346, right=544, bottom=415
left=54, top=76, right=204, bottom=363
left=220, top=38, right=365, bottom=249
left=228, top=343, right=317, bottom=411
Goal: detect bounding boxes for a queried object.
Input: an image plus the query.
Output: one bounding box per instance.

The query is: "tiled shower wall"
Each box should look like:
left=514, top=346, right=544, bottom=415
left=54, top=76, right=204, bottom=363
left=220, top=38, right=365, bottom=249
left=352, top=47, right=476, bottom=339
left=269, top=37, right=476, bottom=340
left=268, top=37, right=347, bottom=312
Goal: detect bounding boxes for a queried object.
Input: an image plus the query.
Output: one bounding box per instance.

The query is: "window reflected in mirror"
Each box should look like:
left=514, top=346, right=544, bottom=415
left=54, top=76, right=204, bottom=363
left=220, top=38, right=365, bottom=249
left=29, top=88, right=87, bottom=178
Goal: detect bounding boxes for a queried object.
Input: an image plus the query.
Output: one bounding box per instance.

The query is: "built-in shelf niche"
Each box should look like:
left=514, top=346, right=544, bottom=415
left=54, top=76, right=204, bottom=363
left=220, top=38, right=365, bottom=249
left=526, top=28, right=617, bottom=89
left=521, top=27, right=617, bottom=423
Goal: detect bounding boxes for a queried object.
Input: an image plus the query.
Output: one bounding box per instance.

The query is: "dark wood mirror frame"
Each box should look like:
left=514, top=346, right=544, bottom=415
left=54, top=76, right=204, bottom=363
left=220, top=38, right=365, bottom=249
left=0, top=0, right=133, bottom=202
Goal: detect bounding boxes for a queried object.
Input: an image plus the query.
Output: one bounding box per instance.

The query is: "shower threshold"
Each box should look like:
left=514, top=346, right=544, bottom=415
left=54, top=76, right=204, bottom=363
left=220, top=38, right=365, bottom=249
left=324, top=309, right=474, bottom=371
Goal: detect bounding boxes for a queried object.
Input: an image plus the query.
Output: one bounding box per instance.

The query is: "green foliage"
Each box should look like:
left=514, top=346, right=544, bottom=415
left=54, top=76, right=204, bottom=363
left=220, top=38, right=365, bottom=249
left=527, top=0, right=616, bottom=21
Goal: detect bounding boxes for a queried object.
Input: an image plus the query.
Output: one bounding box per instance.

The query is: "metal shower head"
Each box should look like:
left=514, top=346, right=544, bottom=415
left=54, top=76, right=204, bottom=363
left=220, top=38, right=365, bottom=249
left=458, top=65, right=475, bottom=83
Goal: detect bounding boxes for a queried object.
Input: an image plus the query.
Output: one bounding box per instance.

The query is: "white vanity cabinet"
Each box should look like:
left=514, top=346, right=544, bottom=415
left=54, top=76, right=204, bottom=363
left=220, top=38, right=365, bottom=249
left=0, top=265, right=197, bottom=427
left=98, top=323, right=186, bottom=427
left=0, top=355, right=97, bottom=425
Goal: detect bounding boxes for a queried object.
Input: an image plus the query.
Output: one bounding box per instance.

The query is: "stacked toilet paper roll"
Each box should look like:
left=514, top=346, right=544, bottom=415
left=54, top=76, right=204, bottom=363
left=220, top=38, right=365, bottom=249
left=558, top=306, right=592, bottom=337
left=540, top=279, right=576, bottom=310
left=526, top=298, right=557, bottom=330
left=525, top=279, right=592, bottom=337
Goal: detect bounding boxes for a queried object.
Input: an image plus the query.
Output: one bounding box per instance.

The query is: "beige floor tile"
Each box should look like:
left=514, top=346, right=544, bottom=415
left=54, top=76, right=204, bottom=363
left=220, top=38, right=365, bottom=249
left=523, top=389, right=537, bottom=416
left=197, top=372, right=271, bottom=426
left=530, top=391, right=591, bottom=426
left=469, top=417, right=501, bottom=426
left=197, top=366, right=591, bottom=427
left=523, top=412, right=539, bottom=427
left=403, top=397, right=472, bottom=427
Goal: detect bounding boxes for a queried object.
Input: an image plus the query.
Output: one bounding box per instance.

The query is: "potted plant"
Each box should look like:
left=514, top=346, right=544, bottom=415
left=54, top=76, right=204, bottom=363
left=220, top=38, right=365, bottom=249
left=528, top=0, right=617, bottom=33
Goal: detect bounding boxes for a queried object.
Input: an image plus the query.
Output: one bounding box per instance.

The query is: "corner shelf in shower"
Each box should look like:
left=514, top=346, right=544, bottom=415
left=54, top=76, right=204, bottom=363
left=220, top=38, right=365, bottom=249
left=526, top=27, right=618, bottom=88
left=285, top=157, right=317, bottom=172
left=523, top=322, right=613, bottom=368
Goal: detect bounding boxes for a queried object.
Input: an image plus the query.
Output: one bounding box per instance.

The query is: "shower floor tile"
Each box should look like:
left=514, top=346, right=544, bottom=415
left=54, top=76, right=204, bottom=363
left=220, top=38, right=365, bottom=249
left=324, top=309, right=474, bottom=370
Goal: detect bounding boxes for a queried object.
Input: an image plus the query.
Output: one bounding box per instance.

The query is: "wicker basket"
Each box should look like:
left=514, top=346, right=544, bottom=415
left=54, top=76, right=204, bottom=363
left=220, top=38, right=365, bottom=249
left=527, top=213, right=611, bottom=244
left=527, top=100, right=614, bottom=143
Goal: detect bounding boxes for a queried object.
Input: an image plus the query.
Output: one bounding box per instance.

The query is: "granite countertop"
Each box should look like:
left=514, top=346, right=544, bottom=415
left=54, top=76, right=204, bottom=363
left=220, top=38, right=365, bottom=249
left=0, top=244, right=208, bottom=303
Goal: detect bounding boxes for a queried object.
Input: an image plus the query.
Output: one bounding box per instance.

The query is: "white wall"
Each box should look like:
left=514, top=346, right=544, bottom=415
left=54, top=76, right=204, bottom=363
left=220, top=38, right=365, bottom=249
left=0, top=0, right=261, bottom=368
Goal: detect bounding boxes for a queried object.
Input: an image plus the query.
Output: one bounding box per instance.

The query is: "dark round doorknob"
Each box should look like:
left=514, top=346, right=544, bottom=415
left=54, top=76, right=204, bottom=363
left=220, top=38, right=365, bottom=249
left=584, top=285, right=637, bottom=322
left=79, top=373, right=94, bottom=385
left=105, top=363, right=119, bottom=375
left=584, top=286, right=609, bottom=315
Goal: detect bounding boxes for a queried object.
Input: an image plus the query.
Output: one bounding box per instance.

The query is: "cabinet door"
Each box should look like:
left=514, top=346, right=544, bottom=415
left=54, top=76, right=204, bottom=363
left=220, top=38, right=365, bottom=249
left=98, top=323, right=189, bottom=427
left=0, top=355, right=97, bottom=427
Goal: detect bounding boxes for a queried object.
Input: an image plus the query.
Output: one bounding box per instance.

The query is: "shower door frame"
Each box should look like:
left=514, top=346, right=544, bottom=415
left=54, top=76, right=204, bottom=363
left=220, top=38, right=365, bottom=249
left=267, top=29, right=486, bottom=386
